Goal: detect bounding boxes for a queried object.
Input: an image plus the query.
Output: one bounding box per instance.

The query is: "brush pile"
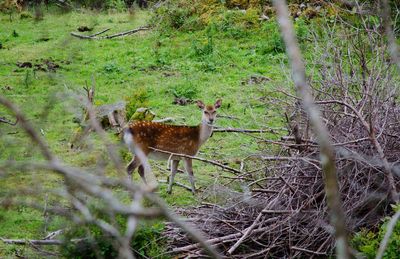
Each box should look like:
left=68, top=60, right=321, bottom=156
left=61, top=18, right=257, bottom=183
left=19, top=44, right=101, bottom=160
left=162, top=25, right=400, bottom=258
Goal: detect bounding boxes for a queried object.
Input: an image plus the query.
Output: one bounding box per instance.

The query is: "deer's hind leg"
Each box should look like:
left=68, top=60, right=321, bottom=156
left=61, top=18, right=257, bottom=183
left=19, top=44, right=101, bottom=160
left=183, top=159, right=195, bottom=194
left=167, top=160, right=179, bottom=194
left=127, top=156, right=141, bottom=181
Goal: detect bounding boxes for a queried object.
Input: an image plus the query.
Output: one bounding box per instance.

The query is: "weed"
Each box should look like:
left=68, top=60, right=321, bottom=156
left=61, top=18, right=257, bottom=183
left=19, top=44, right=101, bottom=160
left=125, top=87, right=150, bottom=120
left=103, top=62, right=121, bottom=73
left=60, top=220, right=167, bottom=259
left=168, top=80, right=199, bottom=100
left=352, top=204, right=400, bottom=259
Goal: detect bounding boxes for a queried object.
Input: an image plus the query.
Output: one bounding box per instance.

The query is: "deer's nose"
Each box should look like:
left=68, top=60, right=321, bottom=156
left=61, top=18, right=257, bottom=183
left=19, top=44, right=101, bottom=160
left=209, top=119, right=214, bottom=124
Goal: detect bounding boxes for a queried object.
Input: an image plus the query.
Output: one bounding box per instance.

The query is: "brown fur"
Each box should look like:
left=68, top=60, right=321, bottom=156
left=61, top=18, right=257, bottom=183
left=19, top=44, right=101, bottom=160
left=127, top=121, right=200, bottom=156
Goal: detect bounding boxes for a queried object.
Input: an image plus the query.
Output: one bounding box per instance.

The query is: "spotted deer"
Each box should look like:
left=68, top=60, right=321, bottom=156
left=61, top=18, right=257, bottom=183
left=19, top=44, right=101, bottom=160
left=123, top=99, right=222, bottom=194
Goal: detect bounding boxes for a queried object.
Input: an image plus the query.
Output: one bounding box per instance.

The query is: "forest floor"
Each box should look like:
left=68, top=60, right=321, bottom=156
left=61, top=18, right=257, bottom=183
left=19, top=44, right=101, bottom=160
left=0, top=8, right=294, bottom=257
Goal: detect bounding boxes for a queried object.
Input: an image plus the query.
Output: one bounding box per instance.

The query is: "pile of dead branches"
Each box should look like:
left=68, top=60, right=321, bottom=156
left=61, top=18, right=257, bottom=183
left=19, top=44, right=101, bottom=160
left=163, top=12, right=400, bottom=258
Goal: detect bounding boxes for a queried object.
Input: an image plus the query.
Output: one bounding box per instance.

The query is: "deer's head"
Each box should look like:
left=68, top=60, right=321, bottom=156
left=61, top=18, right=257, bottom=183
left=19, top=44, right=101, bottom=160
left=196, top=99, right=222, bottom=125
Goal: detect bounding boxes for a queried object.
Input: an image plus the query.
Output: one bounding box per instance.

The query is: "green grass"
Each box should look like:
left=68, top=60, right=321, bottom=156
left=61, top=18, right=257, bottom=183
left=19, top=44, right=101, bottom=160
left=0, top=7, right=291, bottom=257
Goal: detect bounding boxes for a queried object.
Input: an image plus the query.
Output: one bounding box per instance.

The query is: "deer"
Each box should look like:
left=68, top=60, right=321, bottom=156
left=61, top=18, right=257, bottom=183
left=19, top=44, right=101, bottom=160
left=123, top=99, right=222, bottom=194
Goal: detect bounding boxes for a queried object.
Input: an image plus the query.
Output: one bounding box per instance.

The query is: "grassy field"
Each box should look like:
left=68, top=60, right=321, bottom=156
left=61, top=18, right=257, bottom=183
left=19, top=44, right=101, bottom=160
left=0, top=7, right=294, bottom=257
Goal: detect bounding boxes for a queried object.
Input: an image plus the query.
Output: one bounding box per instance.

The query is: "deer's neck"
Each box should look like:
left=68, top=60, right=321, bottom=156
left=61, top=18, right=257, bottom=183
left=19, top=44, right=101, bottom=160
left=199, top=123, right=213, bottom=145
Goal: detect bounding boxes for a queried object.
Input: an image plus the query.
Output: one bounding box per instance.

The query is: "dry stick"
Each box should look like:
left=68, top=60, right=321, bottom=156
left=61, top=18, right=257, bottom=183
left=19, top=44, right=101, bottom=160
left=0, top=239, right=62, bottom=245
left=70, top=26, right=150, bottom=40
left=227, top=211, right=264, bottom=254
left=213, top=127, right=285, bottom=134
left=158, top=179, right=192, bottom=192
left=171, top=224, right=275, bottom=254
left=272, top=1, right=351, bottom=259
left=375, top=209, right=400, bottom=259
left=0, top=116, right=17, bottom=125
left=149, top=147, right=242, bottom=175
left=89, top=28, right=110, bottom=37
left=291, top=246, right=328, bottom=256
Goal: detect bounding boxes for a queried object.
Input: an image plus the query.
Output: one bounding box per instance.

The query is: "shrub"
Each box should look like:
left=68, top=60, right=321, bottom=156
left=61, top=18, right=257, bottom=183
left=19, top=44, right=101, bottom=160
left=352, top=205, right=400, bottom=259
left=124, top=87, right=150, bottom=120
left=60, top=221, right=166, bottom=259
left=168, top=81, right=198, bottom=100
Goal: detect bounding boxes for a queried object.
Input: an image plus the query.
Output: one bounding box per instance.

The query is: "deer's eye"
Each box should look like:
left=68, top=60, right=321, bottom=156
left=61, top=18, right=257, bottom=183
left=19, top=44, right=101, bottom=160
left=212, top=111, right=216, bottom=115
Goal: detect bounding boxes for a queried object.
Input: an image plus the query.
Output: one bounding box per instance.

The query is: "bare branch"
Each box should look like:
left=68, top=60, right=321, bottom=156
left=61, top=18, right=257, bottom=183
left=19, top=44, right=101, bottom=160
left=71, top=26, right=150, bottom=40
left=272, top=1, right=351, bottom=258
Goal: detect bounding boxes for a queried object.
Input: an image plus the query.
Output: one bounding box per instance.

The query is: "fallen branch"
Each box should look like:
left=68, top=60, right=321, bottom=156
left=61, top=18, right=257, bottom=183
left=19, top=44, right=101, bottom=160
left=149, top=147, right=243, bottom=175
left=291, top=246, right=328, bottom=256
left=0, top=116, right=17, bottom=125
left=213, top=126, right=285, bottom=134
left=1, top=238, right=62, bottom=245
left=158, top=179, right=192, bottom=192
left=70, top=26, right=150, bottom=40
left=171, top=225, right=274, bottom=254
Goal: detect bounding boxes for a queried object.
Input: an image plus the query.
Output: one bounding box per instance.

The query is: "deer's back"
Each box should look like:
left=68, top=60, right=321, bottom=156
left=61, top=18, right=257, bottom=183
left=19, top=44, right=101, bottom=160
left=127, top=121, right=200, bottom=156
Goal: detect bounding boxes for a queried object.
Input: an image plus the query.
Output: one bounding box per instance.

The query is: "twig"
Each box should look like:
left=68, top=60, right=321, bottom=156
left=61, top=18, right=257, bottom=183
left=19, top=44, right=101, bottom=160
left=158, top=180, right=192, bottom=192
left=291, top=246, right=328, bottom=256
left=273, top=1, right=351, bottom=258
left=0, top=116, right=18, bottom=125
left=0, top=239, right=62, bottom=245
left=89, top=28, right=110, bottom=37
left=70, top=26, right=150, bottom=40
left=213, top=127, right=284, bottom=134
left=171, top=225, right=275, bottom=254
left=149, top=147, right=242, bottom=175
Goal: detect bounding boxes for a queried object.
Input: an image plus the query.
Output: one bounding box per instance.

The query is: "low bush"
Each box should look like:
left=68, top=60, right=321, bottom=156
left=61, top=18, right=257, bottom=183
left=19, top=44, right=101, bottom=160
left=352, top=205, right=400, bottom=259
left=60, top=220, right=166, bottom=258
left=124, top=87, right=150, bottom=120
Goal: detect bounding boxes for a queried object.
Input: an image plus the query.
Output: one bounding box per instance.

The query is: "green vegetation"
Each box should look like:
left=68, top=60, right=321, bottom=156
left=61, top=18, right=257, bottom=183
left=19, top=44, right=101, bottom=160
left=352, top=205, right=400, bottom=259
left=0, top=6, right=288, bottom=257
left=1, top=2, right=399, bottom=258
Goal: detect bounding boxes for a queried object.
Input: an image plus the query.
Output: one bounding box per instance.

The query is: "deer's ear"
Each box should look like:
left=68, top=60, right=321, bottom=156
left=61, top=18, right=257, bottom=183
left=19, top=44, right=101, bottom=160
left=196, top=100, right=205, bottom=109
left=214, top=99, right=222, bottom=109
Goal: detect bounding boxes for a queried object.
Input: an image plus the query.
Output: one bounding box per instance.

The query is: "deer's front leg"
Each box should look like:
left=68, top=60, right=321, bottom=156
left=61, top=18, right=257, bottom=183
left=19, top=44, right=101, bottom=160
left=167, top=160, right=179, bottom=194
left=183, top=158, right=195, bottom=194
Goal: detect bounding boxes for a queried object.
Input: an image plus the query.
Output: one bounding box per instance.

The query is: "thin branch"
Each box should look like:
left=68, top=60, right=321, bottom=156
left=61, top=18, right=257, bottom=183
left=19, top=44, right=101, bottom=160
left=70, top=26, right=150, bottom=40
left=291, top=246, right=328, bottom=256
left=149, top=147, right=242, bottom=175
left=213, top=126, right=285, bottom=134
left=272, top=1, right=351, bottom=258
left=1, top=239, right=63, bottom=245
left=0, top=116, right=18, bottom=125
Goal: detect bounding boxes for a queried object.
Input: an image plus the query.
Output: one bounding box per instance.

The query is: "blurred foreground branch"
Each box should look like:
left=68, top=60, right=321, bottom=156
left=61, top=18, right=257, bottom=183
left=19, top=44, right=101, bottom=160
left=0, top=95, right=222, bottom=259
left=272, top=0, right=351, bottom=258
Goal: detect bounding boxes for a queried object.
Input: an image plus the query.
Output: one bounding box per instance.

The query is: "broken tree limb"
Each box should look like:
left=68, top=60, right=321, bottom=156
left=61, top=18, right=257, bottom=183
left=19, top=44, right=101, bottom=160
left=88, top=28, right=110, bottom=37
left=70, top=26, right=150, bottom=40
left=159, top=179, right=192, bottom=192
left=0, top=116, right=17, bottom=125
left=0, top=238, right=63, bottom=245
left=213, top=126, right=285, bottom=134
left=273, top=0, right=351, bottom=258
left=149, top=147, right=242, bottom=175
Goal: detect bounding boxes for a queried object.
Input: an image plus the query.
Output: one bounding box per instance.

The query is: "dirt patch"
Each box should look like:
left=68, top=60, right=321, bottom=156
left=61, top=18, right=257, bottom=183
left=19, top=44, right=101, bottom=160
left=16, top=58, right=67, bottom=72
left=16, top=61, right=33, bottom=68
